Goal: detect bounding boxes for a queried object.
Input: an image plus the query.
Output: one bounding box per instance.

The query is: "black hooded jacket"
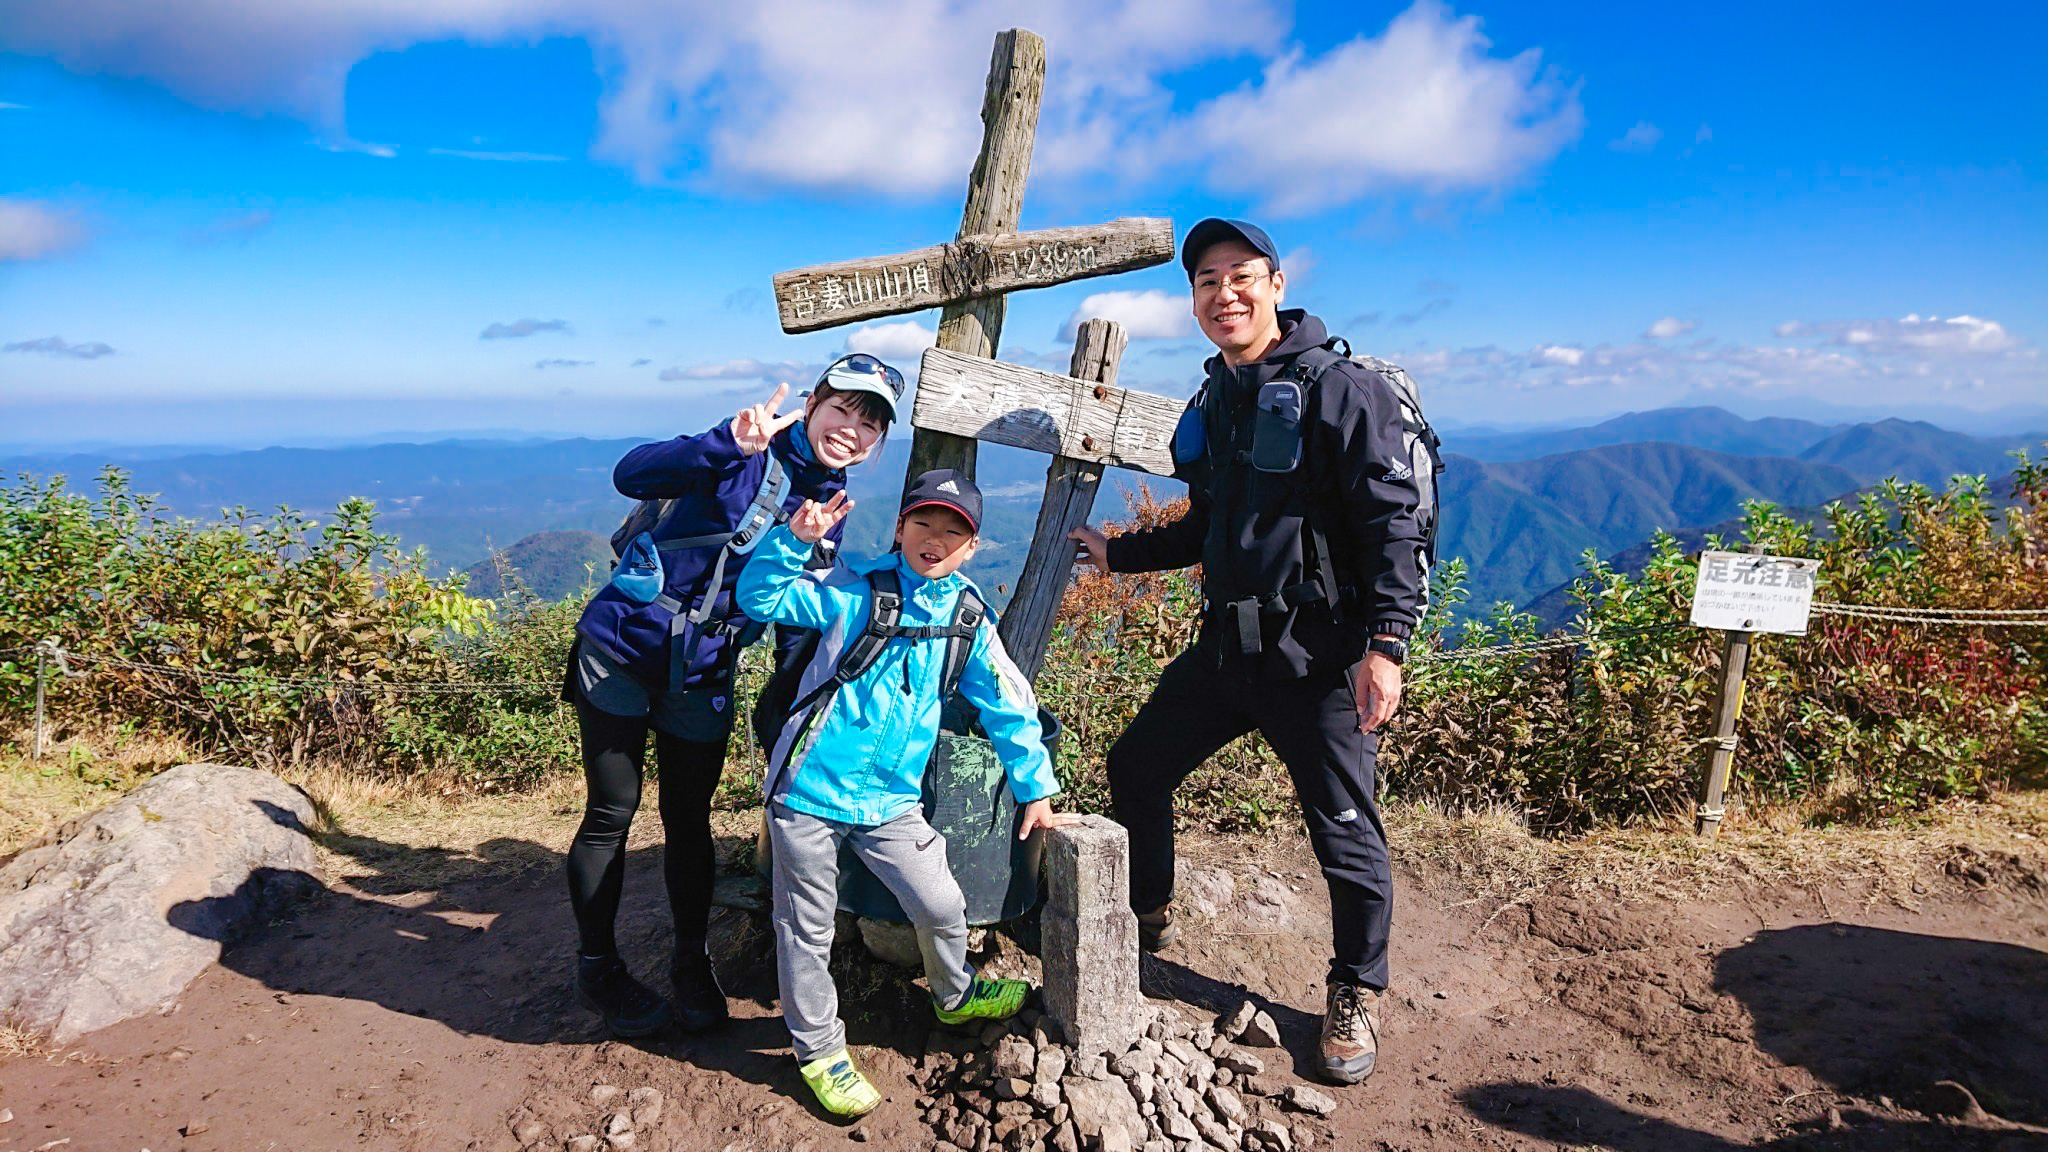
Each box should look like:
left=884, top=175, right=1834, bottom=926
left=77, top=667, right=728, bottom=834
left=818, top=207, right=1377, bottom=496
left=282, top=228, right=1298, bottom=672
left=1106, top=310, right=1428, bottom=680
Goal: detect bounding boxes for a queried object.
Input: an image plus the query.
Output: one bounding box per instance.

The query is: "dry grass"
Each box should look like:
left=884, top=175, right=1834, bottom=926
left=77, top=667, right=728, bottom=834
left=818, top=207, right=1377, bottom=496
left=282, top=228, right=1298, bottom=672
left=0, top=1021, right=50, bottom=1060
left=1391, top=789, right=2048, bottom=917
left=9, top=720, right=2045, bottom=919
left=0, top=722, right=199, bottom=860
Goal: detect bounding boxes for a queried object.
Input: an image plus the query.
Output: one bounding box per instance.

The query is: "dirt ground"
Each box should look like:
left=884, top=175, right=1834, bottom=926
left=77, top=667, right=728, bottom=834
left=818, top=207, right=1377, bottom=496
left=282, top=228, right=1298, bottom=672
left=4, top=797, right=2047, bottom=1152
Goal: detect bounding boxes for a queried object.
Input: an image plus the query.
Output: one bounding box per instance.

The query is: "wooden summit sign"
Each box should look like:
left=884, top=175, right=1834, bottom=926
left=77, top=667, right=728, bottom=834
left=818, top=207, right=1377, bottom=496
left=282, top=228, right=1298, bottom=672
left=767, top=27, right=1186, bottom=678
left=773, top=218, right=1172, bottom=334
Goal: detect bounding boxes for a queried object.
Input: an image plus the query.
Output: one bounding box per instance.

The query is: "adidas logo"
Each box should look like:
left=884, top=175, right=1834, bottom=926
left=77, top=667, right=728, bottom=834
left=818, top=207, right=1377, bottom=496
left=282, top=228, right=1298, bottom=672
left=938, top=479, right=959, bottom=494
left=1381, top=460, right=1413, bottom=482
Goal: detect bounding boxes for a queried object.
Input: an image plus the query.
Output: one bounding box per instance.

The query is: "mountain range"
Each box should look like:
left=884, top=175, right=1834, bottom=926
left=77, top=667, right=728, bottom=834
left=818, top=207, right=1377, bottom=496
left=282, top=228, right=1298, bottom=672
left=5, top=408, right=2038, bottom=618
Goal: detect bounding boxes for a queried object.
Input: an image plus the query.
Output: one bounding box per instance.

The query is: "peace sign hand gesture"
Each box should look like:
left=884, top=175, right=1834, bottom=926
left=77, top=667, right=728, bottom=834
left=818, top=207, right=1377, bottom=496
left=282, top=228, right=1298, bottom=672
left=733, top=382, right=803, bottom=457
left=789, top=491, right=853, bottom=544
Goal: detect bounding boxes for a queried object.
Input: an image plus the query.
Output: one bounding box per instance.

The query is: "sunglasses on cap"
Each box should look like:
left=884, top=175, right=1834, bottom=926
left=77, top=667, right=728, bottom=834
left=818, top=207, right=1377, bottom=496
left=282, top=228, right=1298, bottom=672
left=817, top=352, right=905, bottom=400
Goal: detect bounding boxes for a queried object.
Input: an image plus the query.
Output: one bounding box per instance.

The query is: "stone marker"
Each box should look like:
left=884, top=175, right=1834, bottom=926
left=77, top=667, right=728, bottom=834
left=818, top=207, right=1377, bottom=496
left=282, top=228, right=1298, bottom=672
left=0, top=762, right=323, bottom=1043
left=1041, top=815, right=1146, bottom=1055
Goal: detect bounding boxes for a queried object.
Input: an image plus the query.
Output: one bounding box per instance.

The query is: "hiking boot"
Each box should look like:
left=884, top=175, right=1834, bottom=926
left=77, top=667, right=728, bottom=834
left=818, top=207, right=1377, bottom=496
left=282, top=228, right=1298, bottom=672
left=799, top=1048, right=882, bottom=1119
left=931, top=975, right=1030, bottom=1026
left=1318, top=980, right=1382, bottom=1085
left=1136, top=905, right=1179, bottom=953
left=575, top=955, right=671, bottom=1039
left=670, top=951, right=730, bottom=1033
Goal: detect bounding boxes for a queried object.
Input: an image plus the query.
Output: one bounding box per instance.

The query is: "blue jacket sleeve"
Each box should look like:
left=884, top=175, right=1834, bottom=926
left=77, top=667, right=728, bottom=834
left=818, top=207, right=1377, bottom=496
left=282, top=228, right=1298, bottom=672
left=735, top=525, right=843, bottom=631
left=956, top=616, right=1059, bottom=805
left=613, top=420, right=749, bottom=499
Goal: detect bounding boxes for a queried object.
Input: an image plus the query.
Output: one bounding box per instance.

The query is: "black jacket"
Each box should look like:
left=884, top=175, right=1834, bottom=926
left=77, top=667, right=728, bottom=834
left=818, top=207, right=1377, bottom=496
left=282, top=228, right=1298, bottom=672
left=1107, top=310, right=1428, bottom=680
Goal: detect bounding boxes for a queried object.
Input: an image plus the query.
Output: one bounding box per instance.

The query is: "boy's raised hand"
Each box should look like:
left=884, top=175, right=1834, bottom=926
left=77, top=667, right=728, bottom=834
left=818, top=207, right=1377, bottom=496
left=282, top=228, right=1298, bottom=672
left=789, top=490, right=853, bottom=543
left=733, top=382, right=803, bottom=456
left=1017, top=799, right=1081, bottom=840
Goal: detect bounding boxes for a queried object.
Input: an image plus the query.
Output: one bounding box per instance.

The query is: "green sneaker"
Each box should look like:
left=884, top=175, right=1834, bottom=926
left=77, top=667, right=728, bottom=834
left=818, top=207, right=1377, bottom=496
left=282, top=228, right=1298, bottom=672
left=799, top=1049, right=882, bottom=1119
left=932, top=975, right=1030, bottom=1026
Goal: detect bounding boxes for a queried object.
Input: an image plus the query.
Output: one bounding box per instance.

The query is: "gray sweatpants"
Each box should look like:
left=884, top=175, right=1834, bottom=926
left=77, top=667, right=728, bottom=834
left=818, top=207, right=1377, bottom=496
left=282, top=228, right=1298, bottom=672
left=768, top=802, right=973, bottom=1064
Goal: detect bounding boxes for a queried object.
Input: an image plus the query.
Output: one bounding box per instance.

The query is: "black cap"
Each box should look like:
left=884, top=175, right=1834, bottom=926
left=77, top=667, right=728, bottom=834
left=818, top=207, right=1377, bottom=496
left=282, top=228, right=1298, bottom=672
left=1181, top=218, right=1280, bottom=279
left=900, top=468, right=982, bottom=533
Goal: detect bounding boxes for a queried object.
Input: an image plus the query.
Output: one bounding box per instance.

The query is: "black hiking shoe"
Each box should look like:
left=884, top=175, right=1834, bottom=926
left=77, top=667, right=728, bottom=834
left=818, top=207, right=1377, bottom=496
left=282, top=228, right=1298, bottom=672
left=1136, top=905, right=1179, bottom=953
left=670, top=951, right=730, bottom=1033
left=575, top=955, right=671, bottom=1038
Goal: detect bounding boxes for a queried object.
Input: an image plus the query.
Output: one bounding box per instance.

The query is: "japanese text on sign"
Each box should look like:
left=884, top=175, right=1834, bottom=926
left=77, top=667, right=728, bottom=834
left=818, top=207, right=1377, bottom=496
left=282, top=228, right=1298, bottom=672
left=1690, top=551, right=1821, bottom=634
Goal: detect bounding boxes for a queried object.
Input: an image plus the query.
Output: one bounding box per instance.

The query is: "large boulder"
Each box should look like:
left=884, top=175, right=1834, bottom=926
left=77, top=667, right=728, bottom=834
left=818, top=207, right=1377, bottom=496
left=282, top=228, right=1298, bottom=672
left=0, top=762, right=323, bottom=1043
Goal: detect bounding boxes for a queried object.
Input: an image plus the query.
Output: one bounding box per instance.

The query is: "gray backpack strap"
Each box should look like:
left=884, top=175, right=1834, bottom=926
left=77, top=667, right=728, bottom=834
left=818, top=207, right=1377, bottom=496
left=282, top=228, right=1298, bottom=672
left=940, top=587, right=986, bottom=700
left=788, top=566, right=905, bottom=716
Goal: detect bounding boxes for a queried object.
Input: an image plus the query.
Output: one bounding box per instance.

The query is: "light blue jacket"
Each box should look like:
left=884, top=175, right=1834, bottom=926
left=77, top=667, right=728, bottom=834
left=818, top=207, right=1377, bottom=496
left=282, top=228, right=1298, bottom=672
left=736, top=523, right=1059, bottom=827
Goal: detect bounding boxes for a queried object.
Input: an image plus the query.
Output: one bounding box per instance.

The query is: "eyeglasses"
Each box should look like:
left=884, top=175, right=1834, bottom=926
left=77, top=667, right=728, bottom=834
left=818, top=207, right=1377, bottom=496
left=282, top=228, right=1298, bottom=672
left=820, top=352, right=905, bottom=399
left=1193, top=266, right=1274, bottom=300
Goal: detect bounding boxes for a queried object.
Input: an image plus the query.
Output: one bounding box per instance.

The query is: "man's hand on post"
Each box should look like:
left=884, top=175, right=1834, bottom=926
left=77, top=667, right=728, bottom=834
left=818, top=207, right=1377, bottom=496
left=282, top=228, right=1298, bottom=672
left=1067, top=525, right=1109, bottom=574
left=1355, top=646, right=1403, bottom=733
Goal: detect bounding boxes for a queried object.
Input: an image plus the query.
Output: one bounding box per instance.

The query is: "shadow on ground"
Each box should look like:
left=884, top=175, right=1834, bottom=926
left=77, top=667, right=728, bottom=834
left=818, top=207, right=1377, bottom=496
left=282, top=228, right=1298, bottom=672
left=1459, top=923, right=2048, bottom=1150
left=163, top=802, right=951, bottom=1113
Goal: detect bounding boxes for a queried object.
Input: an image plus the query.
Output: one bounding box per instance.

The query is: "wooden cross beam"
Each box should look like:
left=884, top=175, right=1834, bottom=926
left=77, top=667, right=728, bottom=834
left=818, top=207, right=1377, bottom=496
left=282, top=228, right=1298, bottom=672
left=762, top=27, right=1173, bottom=505
left=912, top=324, right=1186, bottom=680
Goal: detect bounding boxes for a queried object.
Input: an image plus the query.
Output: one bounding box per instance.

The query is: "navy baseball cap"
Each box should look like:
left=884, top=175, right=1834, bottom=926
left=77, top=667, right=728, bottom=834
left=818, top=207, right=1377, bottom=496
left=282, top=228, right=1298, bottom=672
left=1181, top=218, right=1281, bottom=279
left=900, top=468, right=982, bottom=533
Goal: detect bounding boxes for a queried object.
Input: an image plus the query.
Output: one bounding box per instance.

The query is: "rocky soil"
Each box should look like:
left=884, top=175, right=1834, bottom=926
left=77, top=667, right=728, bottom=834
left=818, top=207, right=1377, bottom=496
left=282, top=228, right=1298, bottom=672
left=2, top=822, right=2044, bottom=1152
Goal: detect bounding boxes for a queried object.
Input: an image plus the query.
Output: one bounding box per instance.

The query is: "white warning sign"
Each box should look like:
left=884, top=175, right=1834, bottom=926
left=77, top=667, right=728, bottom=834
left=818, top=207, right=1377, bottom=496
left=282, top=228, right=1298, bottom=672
left=1690, top=551, right=1821, bottom=635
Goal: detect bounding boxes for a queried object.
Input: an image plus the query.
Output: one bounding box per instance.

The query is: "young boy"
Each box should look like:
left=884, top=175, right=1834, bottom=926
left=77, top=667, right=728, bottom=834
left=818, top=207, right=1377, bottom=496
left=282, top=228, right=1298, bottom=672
left=736, top=469, right=1074, bottom=1119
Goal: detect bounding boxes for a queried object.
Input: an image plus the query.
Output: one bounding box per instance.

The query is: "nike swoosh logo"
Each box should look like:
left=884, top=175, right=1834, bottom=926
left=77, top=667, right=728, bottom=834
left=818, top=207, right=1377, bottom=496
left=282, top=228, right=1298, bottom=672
left=915, top=836, right=937, bottom=852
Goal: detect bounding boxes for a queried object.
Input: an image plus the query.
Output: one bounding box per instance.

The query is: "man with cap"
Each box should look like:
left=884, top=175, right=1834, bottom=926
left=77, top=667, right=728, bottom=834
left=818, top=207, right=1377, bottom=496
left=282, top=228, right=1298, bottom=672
left=1071, top=219, right=1429, bottom=1086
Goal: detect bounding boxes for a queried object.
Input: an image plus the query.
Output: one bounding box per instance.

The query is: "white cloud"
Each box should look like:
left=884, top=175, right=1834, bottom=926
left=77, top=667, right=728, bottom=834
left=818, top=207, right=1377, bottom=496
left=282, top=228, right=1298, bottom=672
left=1061, top=290, right=1190, bottom=342
left=533, top=358, right=593, bottom=369
left=0, top=199, right=86, bottom=261
left=0, top=1, right=1575, bottom=208
left=1644, top=316, right=1696, bottom=339
left=1182, top=1, right=1582, bottom=214
left=845, top=320, right=937, bottom=362
left=1694, top=123, right=1712, bottom=144
left=1608, top=120, right=1661, bottom=153
left=480, top=317, right=571, bottom=340
left=660, top=358, right=813, bottom=383
left=5, top=336, right=115, bottom=359
left=1822, top=314, right=2017, bottom=354
left=1381, top=313, right=2039, bottom=412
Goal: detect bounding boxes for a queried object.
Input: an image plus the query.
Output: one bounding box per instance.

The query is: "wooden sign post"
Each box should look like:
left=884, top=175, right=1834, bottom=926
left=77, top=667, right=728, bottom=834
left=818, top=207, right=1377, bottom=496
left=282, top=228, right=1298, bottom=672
left=766, top=27, right=1189, bottom=675
left=912, top=328, right=1182, bottom=677
left=767, top=28, right=1174, bottom=504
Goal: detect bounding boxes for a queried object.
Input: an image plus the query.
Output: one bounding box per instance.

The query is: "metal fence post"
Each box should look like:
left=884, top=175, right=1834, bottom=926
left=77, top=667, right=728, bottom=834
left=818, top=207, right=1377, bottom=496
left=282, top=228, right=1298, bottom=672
left=33, top=642, right=48, bottom=759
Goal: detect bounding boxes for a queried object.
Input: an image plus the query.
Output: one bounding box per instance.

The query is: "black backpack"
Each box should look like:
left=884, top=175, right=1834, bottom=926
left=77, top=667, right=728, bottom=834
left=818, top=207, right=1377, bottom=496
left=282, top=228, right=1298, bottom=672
left=1290, top=339, right=1444, bottom=568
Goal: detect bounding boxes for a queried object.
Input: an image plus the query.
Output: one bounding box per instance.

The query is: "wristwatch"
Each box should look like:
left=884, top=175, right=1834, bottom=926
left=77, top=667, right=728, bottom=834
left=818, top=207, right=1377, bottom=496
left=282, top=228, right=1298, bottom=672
left=1367, top=636, right=1409, bottom=665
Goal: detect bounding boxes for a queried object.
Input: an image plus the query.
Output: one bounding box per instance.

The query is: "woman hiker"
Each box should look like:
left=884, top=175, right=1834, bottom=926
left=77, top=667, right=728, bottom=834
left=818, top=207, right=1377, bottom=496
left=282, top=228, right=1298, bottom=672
left=561, top=355, right=903, bottom=1037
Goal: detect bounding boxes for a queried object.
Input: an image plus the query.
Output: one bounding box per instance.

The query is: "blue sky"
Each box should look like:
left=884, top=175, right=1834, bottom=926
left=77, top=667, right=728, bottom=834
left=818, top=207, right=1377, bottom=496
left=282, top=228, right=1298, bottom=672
left=3, top=1, right=2043, bottom=448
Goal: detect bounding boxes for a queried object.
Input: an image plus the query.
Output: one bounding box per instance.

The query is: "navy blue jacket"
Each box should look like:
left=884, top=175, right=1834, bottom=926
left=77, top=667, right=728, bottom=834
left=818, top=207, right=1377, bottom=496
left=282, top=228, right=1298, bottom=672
left=574, top=420, right=847, bottom=690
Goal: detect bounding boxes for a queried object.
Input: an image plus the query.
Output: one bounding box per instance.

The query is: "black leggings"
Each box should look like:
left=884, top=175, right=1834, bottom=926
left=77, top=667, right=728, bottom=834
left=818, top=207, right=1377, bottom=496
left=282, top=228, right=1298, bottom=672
left=565, top=700, right=728, bottom=960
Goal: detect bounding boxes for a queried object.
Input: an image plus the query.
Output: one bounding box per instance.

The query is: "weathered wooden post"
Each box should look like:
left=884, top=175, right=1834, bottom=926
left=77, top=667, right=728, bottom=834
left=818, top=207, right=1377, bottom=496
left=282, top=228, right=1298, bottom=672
left=1694, top=624, right=1752, bottom=837
left=997, top=318, right=1127, bottom=678
left=1042, top=815, right=1146, bottom=1054
left=911, top=28, right=1047, bottom=492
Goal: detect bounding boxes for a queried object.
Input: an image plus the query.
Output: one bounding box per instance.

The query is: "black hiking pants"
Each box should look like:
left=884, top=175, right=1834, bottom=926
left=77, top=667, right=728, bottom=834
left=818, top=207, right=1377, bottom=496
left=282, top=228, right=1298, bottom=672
left=566, top=699, right=729, bottom=961
left=1107, top=649, right=1393, bottom=990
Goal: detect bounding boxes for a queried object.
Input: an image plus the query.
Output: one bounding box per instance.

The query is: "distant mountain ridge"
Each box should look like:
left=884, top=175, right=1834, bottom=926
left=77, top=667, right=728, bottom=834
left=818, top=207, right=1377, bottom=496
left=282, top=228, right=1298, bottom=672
left=6, top=406, right=2038, bottom=615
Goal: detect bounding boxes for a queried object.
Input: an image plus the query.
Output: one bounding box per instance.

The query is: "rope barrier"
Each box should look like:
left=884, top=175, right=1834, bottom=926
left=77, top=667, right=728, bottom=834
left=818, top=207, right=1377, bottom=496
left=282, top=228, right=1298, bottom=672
left=3, top=592, right=2043, bottom=699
